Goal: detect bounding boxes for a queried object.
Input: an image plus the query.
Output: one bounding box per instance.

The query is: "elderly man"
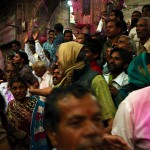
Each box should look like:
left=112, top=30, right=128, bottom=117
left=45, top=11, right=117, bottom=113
left=136, top=17, right=150, bottom=55
left=32, top=60, right=53, bottom=100
left=44, top=84, right=130, bottom=150
left=115, top=35, right=136, bottom=55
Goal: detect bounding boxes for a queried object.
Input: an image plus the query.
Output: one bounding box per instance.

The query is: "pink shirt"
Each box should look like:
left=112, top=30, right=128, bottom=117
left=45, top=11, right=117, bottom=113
left=112, top=86, right=150, bottom=149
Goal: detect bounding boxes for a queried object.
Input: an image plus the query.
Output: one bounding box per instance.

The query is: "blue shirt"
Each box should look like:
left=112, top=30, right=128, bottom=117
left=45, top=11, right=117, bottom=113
left=43, top=41, right=55, bottom=61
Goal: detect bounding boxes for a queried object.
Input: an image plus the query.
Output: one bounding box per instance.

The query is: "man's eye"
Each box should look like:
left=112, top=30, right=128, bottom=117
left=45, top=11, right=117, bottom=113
left=68, top=120, right=82, bottom=127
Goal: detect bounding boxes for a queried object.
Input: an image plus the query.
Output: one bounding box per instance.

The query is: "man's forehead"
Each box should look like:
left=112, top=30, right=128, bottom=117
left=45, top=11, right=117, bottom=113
left=58, top=94, right=98, bottom=108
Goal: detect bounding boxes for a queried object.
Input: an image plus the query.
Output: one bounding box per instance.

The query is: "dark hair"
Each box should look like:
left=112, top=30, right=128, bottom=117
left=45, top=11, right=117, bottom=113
left=76, top=47, right=87, bottom=62
left=44, top=84, right=96, bottom=132
left=27, top=38, right=35, bottom=46
left=48, top=29, right=54, bottom=34
left=54, top=23, right=64, bottom=32
left=82, top=33, right=91, bottom=42
left=44, top=50, right=51, bottom=59
left=5, top=63, right=19, bottom=73
left=12, top=40, right=21, bottom=48
left=7, top=54, right=15, bottom=60
left=64, top=30, right=72, bottom=36
left=16, top=51, right=29, bottom=65
left=84, top=38, right=103, bottom=55
left=107, top=20, right=127, bottom=35
left=131, top=18, right=139, bottom=28
left=111, top=9, right=124, bottom=20
left=142, top=4, right=150, bottom=12
left=110, top=48, right=133, bottom=65
left=132, top=11, right=142, bottom=18
left=9, top=76, right=27, bottom=88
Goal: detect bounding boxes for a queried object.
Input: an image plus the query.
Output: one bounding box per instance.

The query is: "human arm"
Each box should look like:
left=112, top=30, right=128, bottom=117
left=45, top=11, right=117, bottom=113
left=33, top=32, right=52, bottom=68
left=91, top=75, right=116, bottom=133
left=29, top=86, right=53, bottom=97
left=24, top=34, right=36, bottom=64
left=21, top=66, right=39, bottom=88
left=102, top=134, right=131, bottom=150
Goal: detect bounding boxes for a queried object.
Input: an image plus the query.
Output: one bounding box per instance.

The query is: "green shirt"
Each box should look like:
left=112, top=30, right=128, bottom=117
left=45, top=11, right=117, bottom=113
left=92, top=75, right=116, bottom=121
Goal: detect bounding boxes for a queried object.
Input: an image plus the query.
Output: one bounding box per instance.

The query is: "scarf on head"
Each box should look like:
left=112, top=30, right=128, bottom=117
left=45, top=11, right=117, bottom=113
left=127, top=52, right=150, bottom=87
left=57, top=41, right=85, bottom=87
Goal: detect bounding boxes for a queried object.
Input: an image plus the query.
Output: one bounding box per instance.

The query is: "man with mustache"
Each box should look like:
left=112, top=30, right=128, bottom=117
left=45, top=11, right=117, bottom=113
left=103, top=48, right=132, bottom=103
left=44, top=84, right=130, bottom=150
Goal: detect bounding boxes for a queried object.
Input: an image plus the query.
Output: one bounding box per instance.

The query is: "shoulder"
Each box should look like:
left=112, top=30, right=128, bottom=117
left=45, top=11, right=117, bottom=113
left=121, top=86, right=150, bottom=108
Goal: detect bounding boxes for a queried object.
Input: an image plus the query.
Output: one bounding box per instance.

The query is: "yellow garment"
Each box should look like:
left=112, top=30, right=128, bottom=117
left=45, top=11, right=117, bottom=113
left=58, top=41, right=84, bottom=71
left=57, top=42, right=85, bottom=87
left=92, top=75, right=116, bottom=121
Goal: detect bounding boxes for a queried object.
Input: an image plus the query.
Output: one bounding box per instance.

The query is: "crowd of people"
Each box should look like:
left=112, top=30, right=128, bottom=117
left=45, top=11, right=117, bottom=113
left=0, top=4, right=150, bottom=150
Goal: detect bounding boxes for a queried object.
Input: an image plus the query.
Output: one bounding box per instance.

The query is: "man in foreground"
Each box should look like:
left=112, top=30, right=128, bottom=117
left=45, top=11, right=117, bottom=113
left=44, top=84, right=130, bottom=150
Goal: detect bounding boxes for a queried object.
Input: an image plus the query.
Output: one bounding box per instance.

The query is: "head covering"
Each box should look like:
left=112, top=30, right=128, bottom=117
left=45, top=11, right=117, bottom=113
left=58, top=41, right=84, bottom=70
left=57, top=41, right=85, bottom=86
left=127, top=52, right=150, bottom=87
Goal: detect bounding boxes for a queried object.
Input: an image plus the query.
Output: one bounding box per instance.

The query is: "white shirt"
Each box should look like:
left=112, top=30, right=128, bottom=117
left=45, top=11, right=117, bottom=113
left=0, top=82, right=14, bottom=108
left=112, top=86, right=150, bottom=150
left=129, top=27, right=140, bottom=48
left=35, top=40, right=52, bottom=69
left=103, top=72, right=129, bottom=90
left=25, top=43, right=39, bottom=66
left=39, top=71, right=53, bottom=100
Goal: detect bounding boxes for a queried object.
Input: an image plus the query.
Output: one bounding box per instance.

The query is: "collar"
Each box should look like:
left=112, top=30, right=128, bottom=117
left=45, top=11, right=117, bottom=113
left=113, top=72, right=128, bottom=86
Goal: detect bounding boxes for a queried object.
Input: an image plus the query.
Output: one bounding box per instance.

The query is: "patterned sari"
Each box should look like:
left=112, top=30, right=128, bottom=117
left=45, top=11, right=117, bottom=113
left=7, top=96, right=37, bottom=150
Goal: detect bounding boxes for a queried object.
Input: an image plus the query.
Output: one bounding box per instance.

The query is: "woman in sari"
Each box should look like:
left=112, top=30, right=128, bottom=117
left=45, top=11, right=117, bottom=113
left=7, top=76, right=37, bottom=149
left=115, top=52, right=150, bottom=108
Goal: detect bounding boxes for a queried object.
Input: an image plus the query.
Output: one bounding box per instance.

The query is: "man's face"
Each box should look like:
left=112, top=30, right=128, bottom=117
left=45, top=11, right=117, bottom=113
left=108, top=51, right=125, bottom=73
left=75, top=34, right=85, bottom=44
left=109, top=12, right=117, bottom=20
left=13, top=54, right=22, bottom=64
left=136, top=19, right=149, bottom=39
left=131, top=12, right=141, bottom=19
left=142, top=7, right=150, bottom=17
left=49, top=32, right=54, bottom=39
left=64, top=33, right=73, bottom=42
left=115, top=37, right=131, bottom=52
left=52, top=68, right=62, bottom=85
left=12, top=44, right=20, bottom=52
left=5, top=65, right=17, bottom=81
left=48, top=93, right=103, bottom=150
left=84, top=47, right=96, bottom=61
left=106, top=22, right=121, bottom=38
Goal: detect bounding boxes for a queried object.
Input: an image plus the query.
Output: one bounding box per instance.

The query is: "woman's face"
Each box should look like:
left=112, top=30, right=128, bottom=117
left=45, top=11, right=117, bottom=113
left=10, top=81, right=27, bottom=101
left=56, top=56, right=65, bottom=77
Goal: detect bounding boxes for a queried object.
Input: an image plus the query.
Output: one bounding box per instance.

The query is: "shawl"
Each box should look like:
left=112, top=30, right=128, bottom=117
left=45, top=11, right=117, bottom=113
left=57, top=42, right=85, bottom=87
left=127, top=52, right=150, bottom=87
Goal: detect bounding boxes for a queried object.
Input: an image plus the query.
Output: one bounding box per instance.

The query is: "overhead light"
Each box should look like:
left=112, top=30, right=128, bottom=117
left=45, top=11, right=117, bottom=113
left=67, top=0, right=72, bottom=6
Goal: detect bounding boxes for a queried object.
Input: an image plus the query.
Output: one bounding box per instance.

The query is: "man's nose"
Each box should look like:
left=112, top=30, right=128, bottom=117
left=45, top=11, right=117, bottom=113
left=83, top=121, right=101, bottom=137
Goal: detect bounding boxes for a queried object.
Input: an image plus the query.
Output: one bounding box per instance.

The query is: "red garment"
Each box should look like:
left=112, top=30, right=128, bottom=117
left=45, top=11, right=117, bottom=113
left=90, top=60, right=102, bottom=74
